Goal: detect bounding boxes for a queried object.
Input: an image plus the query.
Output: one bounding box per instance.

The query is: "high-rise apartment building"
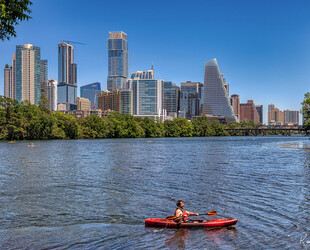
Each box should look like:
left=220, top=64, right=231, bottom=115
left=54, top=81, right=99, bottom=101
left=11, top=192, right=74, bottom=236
left=107, top=31, right=128, bottom=91
left=230, top=94, right=240, bottom=121
left=47, top=79, right=57, bottom=111
left=98, top=90, right=121, bottom=112
left=256, top=105, right=263, bottom=124
left=268, top=104, right=275, bottom=112
left=77, top=97, right=91, bottom=111
left=40, top=60, right=48, bottom=97
left=126, top=78, right=164, bottom=119
left=240, top=100, right=260, bottom=123
left=57, top=42, right=77, bottom=110
left=163, top=81, right=180, bottom=119
left=268, top=106, right=284, bottom=125
left=80, top=82, right=101, bottom=109
left=179, top=81, right=202, bottom=120
left=15, top=44, right=41, bottom=105
left=284, top=110, right=299, bottom=126
left=4, top=64, right=12, bottom=98
left=202, top=59, right=236, bottom=122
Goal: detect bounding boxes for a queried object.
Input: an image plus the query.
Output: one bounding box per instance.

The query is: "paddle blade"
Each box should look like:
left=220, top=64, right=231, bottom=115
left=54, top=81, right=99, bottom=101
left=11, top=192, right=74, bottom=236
left=207, top=211, right=217, bottom=216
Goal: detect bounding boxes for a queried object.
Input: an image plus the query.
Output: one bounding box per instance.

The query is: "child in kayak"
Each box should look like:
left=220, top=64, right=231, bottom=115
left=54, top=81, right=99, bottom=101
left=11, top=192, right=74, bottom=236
left=174, top=200, right=199, bottom=223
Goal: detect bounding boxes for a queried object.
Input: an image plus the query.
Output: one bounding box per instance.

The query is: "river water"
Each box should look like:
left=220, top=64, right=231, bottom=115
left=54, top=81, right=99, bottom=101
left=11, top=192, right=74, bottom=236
left=0, top=136, right=309, bottom=249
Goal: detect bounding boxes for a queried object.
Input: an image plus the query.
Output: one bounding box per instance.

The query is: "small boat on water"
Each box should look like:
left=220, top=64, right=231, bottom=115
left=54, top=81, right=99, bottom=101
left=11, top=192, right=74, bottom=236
left=9, top=140, right=16, bottom=143
left=145, top=218, right=237, bottom=228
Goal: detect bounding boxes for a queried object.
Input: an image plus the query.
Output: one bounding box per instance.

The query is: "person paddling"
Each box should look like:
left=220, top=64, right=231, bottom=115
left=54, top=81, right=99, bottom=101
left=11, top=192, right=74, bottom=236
left=174, top=200, right=199, bottom=223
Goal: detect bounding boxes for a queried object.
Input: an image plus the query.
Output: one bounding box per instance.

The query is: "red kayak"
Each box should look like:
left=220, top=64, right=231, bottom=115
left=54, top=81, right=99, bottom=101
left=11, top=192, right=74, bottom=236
left=145, top=218, right=237, bottom=228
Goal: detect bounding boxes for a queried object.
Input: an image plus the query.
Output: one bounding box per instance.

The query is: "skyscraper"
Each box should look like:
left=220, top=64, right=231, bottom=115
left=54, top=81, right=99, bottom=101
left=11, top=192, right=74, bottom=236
left=47, top=79, right=57, bottom=111
left=40, top=59, right=48, bottom=97
left=179, top=81, right=202, bottom=120
left=256, top=105, right=263, bottom=124
left=15, top=44, right=41, bottom=105
left=126, top=78, right=164, bottom=119
left=163, top=81, right=179, bottom=119
left=98, top=90, right=121, bottom=112
left=80, top=82, right=101, bottom=109
left=121, top=89, right=133, bottom=115
left=284, top=110, right=299, bottom=126
left=107, top=31, right=128, bottom=91
left=230, top=94, right=240, bottom=121
left=202, top=59, right=236, bottom=122
left=58, top=42, right=77, bottom=110
left=4, top=64, right=12, bottom=98
left=240, top=100, right=259, bottom=123
left=268, top=107, right=284, bottom=125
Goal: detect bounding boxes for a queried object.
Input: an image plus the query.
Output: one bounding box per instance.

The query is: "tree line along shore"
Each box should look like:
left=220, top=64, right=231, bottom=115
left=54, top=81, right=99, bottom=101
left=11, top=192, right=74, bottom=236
left=0, top=96, right=293, bottom=141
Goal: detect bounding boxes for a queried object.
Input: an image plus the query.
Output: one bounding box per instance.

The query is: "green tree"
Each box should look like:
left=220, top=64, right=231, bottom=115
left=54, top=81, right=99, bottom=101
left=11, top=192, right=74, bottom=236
left=174, top=118, right=193, bottom=137
left=164, top=120, right=181, bottom=137
left=38, top=94, right=50, bottom=113
left=191, top=114, right=213, bottom=136
left=211, top=120, right=227, bottom=136
left=0, top=0, right=32, bottom=41
left=301, top=92, right=310, bottom=121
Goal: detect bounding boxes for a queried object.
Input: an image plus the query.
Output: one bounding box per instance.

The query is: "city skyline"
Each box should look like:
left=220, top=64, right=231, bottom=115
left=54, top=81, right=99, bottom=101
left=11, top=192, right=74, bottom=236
left=1, top=0, right=309, bottom=122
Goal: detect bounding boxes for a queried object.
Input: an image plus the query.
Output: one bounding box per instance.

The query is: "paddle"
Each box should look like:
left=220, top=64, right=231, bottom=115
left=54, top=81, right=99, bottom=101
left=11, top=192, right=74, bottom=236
left=165, top=211, right=216, bottom=221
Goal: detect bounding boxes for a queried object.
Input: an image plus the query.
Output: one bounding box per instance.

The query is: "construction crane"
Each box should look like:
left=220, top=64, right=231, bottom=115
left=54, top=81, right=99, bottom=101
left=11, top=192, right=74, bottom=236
left=61, top=40, right=87, bottom=45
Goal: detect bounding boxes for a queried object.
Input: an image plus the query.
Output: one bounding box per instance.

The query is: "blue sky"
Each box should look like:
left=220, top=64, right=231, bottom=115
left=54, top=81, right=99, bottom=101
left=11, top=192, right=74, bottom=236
left=1, top=0, right=309, bottom=123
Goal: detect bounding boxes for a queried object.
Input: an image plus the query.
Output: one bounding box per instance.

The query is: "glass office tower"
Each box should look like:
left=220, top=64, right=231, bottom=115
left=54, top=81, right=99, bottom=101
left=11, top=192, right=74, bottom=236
left=15, top=44, right=41, bottom=105
left=40, top=59, right=48, bottom=97
left=163, top=81, right=179, bottom=119
left=57, top=42, right=77, bottom=110
left=203, top=59, right=236, bottom=122
left=107, top=31, right=128, bottom=91
left=126, top=79, right=163, bottom=118
left=80, top=82, right=101, bottom=109
left=179, top=81, right=203, bottom=119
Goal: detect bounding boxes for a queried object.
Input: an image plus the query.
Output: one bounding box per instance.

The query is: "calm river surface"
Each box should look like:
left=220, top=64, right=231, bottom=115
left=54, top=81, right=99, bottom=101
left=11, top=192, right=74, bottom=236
left=0, top=136, right=310, bottom=249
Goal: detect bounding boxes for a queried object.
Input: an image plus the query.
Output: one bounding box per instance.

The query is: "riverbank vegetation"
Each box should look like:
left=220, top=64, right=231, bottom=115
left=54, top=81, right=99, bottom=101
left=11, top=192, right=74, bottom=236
left=0, top=96, right=267, bottom=140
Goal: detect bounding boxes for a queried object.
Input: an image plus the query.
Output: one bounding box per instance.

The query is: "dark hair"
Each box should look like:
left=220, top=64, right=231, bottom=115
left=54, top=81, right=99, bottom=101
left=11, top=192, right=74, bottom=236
left=176, top=200, right=184, bottom=207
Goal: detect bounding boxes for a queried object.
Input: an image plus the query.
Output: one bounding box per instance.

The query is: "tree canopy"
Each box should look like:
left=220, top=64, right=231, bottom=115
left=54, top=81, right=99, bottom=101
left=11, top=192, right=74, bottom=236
left=0, top=0, right=32, bottom=41
left=0, top=96, right=266, bottom=141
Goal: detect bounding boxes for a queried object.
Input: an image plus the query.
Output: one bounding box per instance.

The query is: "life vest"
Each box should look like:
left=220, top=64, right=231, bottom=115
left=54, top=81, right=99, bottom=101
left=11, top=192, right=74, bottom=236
left=175, top=208, right=189, bottom=222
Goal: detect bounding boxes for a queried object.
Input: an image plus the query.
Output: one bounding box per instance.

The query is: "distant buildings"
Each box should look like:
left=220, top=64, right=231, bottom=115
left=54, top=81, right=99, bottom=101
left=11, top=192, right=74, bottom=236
left=268, top=105, right=299, bottom=126
left=107, top=31, right=128, bottom=91
left=80, top=82, right=101, bottom=109
left=240, top=100, right=260, bottom=123
left=15, top=44, right=41, bottom=105
left=77, top=97, right=91, bottom=111
left=179, top=81, right=202, bottom=120
left=202, top=59, right=236, bottom=122
left=47, top=79, right=57, bottom=111
left=57, top=42, right=77, bottom=111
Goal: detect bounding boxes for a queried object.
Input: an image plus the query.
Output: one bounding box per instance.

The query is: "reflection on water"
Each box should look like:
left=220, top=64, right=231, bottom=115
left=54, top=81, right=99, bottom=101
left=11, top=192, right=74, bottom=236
left=0, top=136, right=310, bottom=249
